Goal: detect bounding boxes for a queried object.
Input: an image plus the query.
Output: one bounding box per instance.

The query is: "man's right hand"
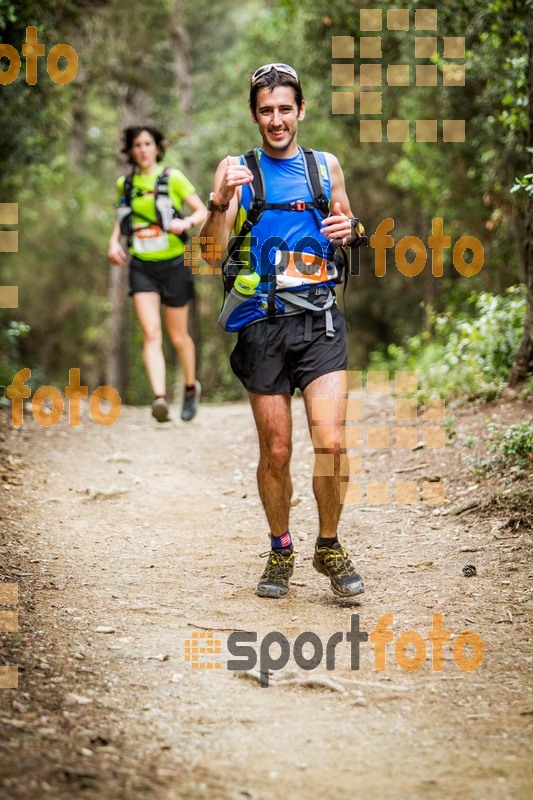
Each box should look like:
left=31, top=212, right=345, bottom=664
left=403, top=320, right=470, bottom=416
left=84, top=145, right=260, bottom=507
left=215, top=156, right=254, bottom=205
left=200, top=156, right=251, bottom=263
left=108, top=241, right=127, bottom=266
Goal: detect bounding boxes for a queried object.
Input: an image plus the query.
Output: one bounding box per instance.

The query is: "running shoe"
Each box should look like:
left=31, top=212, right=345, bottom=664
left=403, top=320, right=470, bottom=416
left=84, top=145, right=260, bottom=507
left=181, top=380, right=201, bottom=422
left=313, top=541, right=365, bottom=597
left=256, top=548, right=295, bottom=598
left=152, top=397, right=170, bottom=423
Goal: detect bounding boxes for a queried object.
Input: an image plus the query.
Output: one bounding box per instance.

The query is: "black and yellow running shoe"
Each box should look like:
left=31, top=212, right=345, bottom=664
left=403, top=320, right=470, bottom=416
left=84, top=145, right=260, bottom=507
left=256, top=548, right=295, bottom=598
left=313, top=541, right=364, bottom=597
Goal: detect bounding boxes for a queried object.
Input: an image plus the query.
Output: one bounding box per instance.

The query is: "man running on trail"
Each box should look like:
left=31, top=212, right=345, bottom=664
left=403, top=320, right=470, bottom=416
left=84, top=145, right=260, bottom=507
left=200, top=64, right=365, bottom=599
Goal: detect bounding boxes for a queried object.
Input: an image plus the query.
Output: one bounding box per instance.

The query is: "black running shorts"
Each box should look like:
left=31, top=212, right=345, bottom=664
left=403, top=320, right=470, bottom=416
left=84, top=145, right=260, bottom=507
left=129, top=255, right=194, bottom=307
left=230, top=305, right=348, bottom=395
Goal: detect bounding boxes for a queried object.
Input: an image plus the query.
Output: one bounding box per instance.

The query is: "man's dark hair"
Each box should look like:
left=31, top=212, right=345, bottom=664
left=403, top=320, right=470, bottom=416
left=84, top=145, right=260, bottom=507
left=249, top=69, right=304, bottom=114
left=121, top=125, right=166, bottom=165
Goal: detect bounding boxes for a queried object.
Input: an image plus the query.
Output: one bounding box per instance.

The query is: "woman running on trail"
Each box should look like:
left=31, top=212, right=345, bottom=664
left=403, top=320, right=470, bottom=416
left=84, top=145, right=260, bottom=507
left=108, top=125, right=207, bottom=422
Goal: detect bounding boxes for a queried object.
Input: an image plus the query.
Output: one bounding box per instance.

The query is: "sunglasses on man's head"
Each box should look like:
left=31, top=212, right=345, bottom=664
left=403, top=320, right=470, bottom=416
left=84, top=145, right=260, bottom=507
left=251, top=63, right=300, bottom=86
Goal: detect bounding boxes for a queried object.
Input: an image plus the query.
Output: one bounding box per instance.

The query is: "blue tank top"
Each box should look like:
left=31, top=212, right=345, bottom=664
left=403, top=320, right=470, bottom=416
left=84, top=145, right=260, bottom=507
left=237, top=147, right=333, bottom=292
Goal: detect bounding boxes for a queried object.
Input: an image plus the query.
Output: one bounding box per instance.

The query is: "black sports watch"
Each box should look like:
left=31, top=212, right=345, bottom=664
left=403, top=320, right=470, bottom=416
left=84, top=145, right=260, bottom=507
left=208, top=192, right=230, bottom=213
left=345, top=217, right=367, bottom=248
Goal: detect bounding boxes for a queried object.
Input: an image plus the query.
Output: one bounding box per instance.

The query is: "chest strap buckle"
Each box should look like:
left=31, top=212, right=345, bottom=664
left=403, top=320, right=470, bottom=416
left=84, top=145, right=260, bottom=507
left=291, top=200, right=306, bottom=211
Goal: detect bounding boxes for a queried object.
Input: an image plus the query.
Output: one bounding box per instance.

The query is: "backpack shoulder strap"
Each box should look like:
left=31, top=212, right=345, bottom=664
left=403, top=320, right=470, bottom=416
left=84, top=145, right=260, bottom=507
left=154, top=167, right=171, bottom=196
left=226, top=150, right=265, bottom=261
left=300, top=147, right=330, bottom=219
left=123, top=173, right=134, bottom=206
left=243, top=149, right=266, bottom=224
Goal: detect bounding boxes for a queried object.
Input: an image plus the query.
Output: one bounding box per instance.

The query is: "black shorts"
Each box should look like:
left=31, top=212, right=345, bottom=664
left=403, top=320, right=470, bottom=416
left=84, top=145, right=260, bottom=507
left=230, top=305, right=348, bottom=395
left=129, top=255, right=194, bottom=307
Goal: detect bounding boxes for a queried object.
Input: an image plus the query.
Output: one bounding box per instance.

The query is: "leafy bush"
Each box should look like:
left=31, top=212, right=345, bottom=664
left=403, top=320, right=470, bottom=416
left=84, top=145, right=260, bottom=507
left=488, top=421, right=533, bottom=470
left=369, top=286, right=526, bottom=400
left=0, top=319, right=30, bottom=389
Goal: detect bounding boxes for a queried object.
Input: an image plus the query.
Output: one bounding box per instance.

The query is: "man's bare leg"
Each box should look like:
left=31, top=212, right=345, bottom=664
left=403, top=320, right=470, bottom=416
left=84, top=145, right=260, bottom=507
left=249, top=392, right=293, bottom=536
left=249, top=392, right=295, bottom=598
left=303, top=370, right=364, bottom=597
left=303, top=370, right=347, bottom=537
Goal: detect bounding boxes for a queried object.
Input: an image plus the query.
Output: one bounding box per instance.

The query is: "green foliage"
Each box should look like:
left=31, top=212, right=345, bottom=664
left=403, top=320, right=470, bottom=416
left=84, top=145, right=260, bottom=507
left=487, top=421, right=533, bottom=469
left=0, top=1, right=17, bottom=28
left=369, top=286, right=526, bottom=399
left=445, top=417, right=457, bottom=442
left=511, top=159, right=533, bottom=197
left=0, top=0, right=529, bottom=402
left=0, top=319, right=30, bottom=388
left=0, top=0, right=109, bottom=193
left=9, top=632, right=23, bottom=648
left=518, top=375, right=533, bottom=401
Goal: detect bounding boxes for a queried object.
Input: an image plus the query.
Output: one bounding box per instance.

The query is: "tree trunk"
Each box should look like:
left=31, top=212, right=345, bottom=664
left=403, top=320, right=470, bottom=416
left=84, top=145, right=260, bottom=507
left=69, top=66, right=89, bottom=170
left=168, top=4, right=201, bottom=379
left=105, top=85, right=150, bottom=397
left=169, top=3, right=193, bottom=173
left=509, top=8, right=533, bottom=385
left=106, top=264, right=129, bottom=397
left=118, top=83, right=151, bottom=131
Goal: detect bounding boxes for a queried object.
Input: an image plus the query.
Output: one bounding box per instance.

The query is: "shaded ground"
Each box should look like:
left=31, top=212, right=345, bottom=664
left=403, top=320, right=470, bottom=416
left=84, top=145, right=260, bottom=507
left=0, top=391, right=532, bottom=799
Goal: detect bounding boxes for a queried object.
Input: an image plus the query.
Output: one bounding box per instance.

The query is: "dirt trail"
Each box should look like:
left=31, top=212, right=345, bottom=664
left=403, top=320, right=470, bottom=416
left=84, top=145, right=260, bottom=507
left=0, top=393, right=532, bottom=799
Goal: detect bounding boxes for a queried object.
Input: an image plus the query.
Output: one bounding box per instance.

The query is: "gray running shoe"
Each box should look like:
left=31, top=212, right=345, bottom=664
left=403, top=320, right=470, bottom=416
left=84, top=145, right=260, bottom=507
left=181, top=380, right=201, bottom=422
left=152, top=397, right=170, bottom=423
left=313, top=541, right=365, bottom=597
left=256, top=548, right=295, bottom=598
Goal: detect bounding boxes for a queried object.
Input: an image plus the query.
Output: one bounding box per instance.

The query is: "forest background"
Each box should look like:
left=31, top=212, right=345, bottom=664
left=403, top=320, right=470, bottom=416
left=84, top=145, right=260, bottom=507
left=0, top=0, right=530, bottom=405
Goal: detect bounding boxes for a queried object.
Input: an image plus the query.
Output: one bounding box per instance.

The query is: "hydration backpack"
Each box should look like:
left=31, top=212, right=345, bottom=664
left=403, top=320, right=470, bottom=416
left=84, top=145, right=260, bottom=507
left=117, top=168, right=189, bottom=244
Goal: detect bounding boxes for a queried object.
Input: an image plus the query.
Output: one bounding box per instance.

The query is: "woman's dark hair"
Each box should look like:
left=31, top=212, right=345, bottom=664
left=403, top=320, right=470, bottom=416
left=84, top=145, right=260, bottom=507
left=249, top=70, right=304, bottom=115
left=121, top=125, right=166, bottom=165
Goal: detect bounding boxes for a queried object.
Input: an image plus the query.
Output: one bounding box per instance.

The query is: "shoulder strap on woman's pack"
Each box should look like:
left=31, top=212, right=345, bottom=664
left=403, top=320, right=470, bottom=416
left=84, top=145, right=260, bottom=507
left=123, top=173, right=134, bottom=205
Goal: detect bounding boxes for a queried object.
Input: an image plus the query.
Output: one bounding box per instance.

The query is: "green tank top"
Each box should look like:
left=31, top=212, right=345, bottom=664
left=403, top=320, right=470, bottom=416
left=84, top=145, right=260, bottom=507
left=116, top=167, right=195, bottom=261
